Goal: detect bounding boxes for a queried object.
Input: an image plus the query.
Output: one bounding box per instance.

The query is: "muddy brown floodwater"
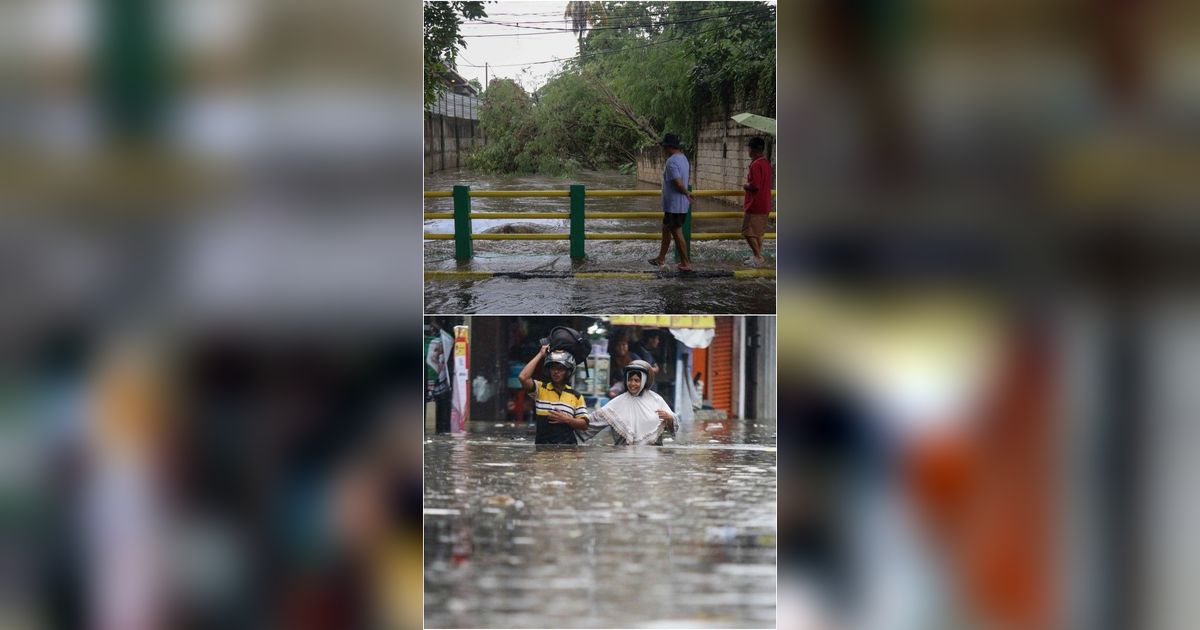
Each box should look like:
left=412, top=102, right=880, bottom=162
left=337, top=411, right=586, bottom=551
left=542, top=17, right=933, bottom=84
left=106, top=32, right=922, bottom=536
left=423, top=417, right=778, bottom=628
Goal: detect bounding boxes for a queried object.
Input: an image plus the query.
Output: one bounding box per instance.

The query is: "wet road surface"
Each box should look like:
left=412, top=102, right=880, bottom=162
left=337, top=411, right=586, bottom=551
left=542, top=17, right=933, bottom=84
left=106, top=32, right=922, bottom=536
left=424, top=418, right=777, bottom=628
left=424, top=169, right=776, bottom=314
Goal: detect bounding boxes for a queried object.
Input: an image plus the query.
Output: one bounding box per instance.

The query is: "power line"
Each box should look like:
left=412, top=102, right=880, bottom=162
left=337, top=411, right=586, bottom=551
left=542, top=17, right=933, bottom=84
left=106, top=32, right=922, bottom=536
left=461, top=7, right=774, bottom=38
left=472, top=6, right=772, bottom=32
left=485, top=2, right=776, bottom=21
left=481, top=4, right=774, bottom=26
left=457, top=18, right=774, bottom=68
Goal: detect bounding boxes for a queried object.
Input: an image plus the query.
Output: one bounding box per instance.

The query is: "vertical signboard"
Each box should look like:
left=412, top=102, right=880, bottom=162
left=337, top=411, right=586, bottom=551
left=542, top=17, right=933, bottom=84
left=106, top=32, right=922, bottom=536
left=451, top=325, right=470, bottom=434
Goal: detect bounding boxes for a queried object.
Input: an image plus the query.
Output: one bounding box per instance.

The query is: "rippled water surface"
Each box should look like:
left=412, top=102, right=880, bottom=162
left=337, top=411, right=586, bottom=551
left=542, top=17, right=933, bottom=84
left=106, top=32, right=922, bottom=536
left=424, top=417, right=777, bottom=628
left=424, top=169, right=776, bottom=314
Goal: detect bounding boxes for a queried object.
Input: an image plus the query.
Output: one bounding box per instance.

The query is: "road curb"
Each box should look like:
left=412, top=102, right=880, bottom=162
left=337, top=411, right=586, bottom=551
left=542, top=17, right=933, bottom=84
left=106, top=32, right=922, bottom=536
left=424, top=269, right=776, bottom=280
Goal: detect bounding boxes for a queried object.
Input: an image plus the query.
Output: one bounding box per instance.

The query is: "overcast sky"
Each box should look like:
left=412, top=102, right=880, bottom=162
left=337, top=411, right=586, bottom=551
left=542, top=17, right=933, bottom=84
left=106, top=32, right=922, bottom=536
left=455, top=2, right=579, bottom=93
left=454, top=1, right=775, bottom=93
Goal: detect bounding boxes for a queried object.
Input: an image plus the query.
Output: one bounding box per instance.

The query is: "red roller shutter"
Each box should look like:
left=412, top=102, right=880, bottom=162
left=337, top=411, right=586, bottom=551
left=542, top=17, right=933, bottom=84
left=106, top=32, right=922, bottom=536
left=692, top=346, right=708, bottom=397
left=710, top=316, right=734, bottom=416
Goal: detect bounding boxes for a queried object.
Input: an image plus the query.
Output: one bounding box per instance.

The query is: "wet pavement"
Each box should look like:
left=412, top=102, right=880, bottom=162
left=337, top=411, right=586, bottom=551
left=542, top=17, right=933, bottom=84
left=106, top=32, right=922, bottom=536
left=424, top=169, right=776, bottom=314
left=424, top=417, right=777, bottom=629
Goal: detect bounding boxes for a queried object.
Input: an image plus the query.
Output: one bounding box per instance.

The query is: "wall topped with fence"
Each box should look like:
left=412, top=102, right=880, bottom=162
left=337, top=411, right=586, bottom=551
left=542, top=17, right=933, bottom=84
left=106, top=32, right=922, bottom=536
left=425, top=93, right=485, bottom=174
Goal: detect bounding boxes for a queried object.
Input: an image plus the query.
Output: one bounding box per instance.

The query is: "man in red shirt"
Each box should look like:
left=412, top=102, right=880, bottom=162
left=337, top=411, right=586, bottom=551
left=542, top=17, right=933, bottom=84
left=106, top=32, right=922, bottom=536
left=741, top=136, right=773, bottom=267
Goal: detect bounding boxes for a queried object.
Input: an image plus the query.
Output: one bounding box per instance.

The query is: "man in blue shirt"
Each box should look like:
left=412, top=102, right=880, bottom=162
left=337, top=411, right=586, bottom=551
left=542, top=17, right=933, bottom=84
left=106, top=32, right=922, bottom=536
left=649, top=133, right=695, bottom=272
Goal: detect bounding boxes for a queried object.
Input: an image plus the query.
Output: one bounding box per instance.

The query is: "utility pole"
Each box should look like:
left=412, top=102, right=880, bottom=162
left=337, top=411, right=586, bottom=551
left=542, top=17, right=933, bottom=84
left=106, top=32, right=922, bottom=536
left=484, top=62, right=488, bottom=92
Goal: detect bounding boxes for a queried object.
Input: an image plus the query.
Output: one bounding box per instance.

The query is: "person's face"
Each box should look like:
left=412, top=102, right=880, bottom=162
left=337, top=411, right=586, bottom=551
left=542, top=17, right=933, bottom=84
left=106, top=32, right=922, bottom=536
left=614, top=341, right=628, bottom=356
left=646, top=336, right=660, bottom=349
left=627, top=372, right=643, bottom=395
left=548, top=365, right=567, bottom=384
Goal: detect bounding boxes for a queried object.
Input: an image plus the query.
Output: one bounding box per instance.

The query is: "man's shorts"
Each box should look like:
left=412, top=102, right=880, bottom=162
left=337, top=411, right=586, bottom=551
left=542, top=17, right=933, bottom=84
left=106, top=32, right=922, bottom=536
left=742, top=213, right=769, bottom=238
left=662, top=212, right=687, bottom=229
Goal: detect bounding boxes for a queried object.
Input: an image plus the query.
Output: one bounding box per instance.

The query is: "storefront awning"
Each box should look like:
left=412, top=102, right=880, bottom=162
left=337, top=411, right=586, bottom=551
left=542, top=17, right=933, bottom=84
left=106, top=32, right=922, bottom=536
left=609, top=315, right=715, bottom=329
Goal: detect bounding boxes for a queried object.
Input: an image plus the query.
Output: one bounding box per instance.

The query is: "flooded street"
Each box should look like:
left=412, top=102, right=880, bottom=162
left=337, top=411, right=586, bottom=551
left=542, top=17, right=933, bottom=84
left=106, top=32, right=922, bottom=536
left=424, top=169, right=776, bottom=314
left=424, top=417, right=777, bottom=628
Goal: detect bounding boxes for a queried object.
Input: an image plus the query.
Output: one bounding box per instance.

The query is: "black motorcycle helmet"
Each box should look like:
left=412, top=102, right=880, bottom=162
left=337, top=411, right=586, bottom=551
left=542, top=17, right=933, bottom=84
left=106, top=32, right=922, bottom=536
left=544, top=350, right=577, bottom=381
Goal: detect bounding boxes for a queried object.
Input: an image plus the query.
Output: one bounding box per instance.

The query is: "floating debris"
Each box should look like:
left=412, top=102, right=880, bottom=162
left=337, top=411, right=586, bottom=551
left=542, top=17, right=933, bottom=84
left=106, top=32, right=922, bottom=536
left=704, top=526, right=738, bottom=543
left=484, top=495, right=516, bottom=507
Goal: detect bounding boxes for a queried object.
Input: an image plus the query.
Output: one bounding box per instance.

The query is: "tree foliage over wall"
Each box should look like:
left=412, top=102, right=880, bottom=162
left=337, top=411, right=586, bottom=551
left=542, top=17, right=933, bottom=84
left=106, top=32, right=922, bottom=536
left=468, top=76, right=636, bottom=176
left=424, top=1, right=487, bottom=110
left=469, top=1, right=776, bottom=174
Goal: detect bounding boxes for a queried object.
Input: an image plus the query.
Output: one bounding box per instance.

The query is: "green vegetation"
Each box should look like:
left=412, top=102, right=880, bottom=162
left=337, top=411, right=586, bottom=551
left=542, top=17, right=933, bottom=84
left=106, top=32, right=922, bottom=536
left=467, top=74, right=637, bottom=176
left=466, top=1, right=776, bottom=176
left=423, top=1, right=487, bottom=110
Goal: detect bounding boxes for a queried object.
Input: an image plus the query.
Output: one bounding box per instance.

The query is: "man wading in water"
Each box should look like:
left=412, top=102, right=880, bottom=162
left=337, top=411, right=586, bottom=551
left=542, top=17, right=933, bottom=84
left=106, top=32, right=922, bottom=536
left=518, top=344, right=588, bottom=444
left=648, top=133, right=695, bottom=272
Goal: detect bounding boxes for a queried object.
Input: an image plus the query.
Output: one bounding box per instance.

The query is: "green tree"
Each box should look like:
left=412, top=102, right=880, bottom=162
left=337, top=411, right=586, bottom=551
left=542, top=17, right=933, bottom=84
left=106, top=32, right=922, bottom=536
left=463, top=1, right=777, bottom=175
left=681, top=2, right=776, bottom=110
left=563, top=2, right=606, bottom=56
left=424, top=1, right=487, bottom=109
left=534, top=71, right=643, bottom=168
left=576, top=1, right=776, bottom=151
left=467, top=79, right=539, bottom=173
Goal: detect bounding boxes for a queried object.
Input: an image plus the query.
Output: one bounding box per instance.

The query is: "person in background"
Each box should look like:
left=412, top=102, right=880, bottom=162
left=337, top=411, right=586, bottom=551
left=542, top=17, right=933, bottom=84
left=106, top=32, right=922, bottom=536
left=424, top=321, right=454, bottom=434
left=609, top=334, right=655, bottom=395
left=648, top=133, right=695, bottom=272
left=631, top=331, right=663, bottom=391
left=608, top=336, right=634, bottom=397
left=518, top=344, right=588, bottom=444
left=741, top=136, right=774, bottom=268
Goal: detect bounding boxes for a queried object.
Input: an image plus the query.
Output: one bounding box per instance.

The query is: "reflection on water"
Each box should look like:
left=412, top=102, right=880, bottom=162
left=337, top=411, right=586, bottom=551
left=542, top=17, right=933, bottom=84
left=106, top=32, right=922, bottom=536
left=423, top=169, right=776, bottom=314
left=424, top=275, right=777, bottom=315
left=424, top=417, right=777, bottom=629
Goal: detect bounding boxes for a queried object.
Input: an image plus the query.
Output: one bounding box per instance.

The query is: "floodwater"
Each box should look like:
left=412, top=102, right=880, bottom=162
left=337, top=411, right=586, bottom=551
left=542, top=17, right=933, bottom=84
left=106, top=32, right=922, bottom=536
left=424, top=169, right=776, bottom=314
left=423, top=417, right=777, bottom=629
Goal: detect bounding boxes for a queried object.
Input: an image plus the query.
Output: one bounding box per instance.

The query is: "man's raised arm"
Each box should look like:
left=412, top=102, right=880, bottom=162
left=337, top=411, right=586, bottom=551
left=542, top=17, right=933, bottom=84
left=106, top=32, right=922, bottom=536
left=518, top=344, right=549, bottom=393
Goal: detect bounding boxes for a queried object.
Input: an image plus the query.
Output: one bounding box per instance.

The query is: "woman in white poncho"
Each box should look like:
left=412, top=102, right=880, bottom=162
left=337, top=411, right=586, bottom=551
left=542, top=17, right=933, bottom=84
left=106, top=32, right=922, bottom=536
left=549, top=360, right=677, bottom=445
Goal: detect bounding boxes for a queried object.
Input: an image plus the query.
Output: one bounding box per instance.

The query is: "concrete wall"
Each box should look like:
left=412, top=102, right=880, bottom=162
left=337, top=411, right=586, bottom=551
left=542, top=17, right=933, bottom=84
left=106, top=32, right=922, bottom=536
left=637, top=96, right=775, bottom=205
left=636, top=149, right=665, bottom=187
left=693, top=108, right=775, bottom=202
left=425, top=112, right=486, bottom=174
left=425, top=92, right=486, bottom=174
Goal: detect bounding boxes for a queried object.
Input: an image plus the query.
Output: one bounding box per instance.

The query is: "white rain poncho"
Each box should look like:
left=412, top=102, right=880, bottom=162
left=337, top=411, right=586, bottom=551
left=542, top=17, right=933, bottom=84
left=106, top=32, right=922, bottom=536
left=576, top=361, right=676, bottom=445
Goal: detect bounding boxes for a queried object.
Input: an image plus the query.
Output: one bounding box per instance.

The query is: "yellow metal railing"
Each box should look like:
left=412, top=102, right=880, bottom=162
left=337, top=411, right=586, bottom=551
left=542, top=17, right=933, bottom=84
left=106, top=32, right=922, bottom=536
left=424, top=185, right=776, bottom=260
left=422, top=211, right=777, bottom=220
left=422, top=189, right=777, bottom=198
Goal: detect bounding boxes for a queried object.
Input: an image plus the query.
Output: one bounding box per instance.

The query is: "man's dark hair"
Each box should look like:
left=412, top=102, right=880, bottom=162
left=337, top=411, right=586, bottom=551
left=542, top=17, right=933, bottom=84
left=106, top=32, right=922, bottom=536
left=748, top=137, right=766, bottom=152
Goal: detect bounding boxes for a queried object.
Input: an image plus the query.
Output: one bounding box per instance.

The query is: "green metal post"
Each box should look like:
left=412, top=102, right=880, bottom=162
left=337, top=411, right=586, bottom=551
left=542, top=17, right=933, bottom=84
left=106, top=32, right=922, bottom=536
left=678, top=184, right=693, bottom=262
left=570, top=184, right=586, bottom=259
left=99, top=0, right=168, bottom=139
left=453, top=185, right=473, bottom=260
